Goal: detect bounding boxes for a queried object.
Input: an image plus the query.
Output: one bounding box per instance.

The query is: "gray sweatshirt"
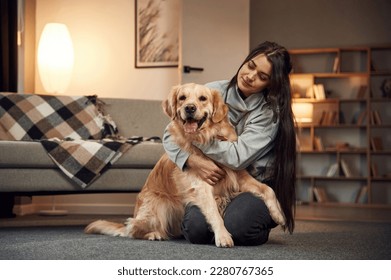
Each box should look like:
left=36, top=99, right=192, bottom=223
left=162, top=80, right=279, bottom=182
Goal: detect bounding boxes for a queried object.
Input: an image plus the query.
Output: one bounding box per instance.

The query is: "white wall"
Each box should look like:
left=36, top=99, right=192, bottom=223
left=34, top=0, right=180, bottom=100
left=181, top=0, right=249, bottom=85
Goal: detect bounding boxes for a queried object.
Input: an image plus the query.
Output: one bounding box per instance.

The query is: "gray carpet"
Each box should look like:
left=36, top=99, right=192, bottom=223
left=0, top=220, right=390, bottom=260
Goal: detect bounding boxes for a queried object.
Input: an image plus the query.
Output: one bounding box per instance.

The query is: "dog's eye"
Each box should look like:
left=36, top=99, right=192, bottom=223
left=199, top=96, right=207, bottom=101
left=179, top=95, right=186, bottom=101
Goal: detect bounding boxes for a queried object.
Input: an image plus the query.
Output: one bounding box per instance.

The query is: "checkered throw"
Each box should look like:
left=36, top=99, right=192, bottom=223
left=41, top=138, right=130, bottom=188
left=0, top=92, right=105, bottom=140
left=0, top=92, right=131, bottom=188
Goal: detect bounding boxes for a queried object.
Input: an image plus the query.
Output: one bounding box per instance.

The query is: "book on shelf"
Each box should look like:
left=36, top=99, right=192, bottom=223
left=313, top=186, right=329, bottom=203
left=370, top=110, right=382, bottom=125
left=313, top=136, right=324, bottom=151
left=370, top=137, right=383, bottom=151
left=306, top=84, right=326, bottom=100
left=351, top=109, right=367, bottom=125
left=319, top=110, right=337, bottom=125
left=313, top=84, right=326, bottom=100
left=318, top=111, right=326, bottom=124
left=326, top=162, right=339, bottom=177
left=305, top=86, right=314, bottom=99
left=355, top=186, right=368, bottom=204
left=340, top=159, right=354, bottom=177
left=332, top=56, right=340, bottom=73
left=356, top=109, right=367, bottom=125
left=329, top=111, right=338, bottom=125
left=371, top=162, right=378, bottom=177
left=356, top=85, right=368, bottom=99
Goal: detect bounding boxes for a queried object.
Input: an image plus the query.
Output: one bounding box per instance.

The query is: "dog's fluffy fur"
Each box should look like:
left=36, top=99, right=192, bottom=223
left=85, top=83, right=285, bottom=247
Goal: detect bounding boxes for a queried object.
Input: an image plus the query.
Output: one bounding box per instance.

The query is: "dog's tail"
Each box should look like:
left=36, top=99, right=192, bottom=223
left=84, top=220, right=128, bottom=237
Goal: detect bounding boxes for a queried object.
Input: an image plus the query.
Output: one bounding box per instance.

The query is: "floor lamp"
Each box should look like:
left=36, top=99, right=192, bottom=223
left=37, top=23, right=74, bottom=215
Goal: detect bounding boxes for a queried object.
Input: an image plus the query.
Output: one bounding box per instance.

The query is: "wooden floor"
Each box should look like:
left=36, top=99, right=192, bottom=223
left=1, top=205, right=390, bottom=228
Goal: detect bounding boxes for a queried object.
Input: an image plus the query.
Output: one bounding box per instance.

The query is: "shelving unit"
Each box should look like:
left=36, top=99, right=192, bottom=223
left=290, top=46, right=391, bottom=208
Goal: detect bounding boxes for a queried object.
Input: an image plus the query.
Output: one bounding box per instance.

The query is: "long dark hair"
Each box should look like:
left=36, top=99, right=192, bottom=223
left=228, top=41, right=296, bottom=233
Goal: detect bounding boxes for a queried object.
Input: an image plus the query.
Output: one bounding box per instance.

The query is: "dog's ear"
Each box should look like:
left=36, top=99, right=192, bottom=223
left=211, top=89, right=228, bottom=123
left=162, top=85, right=180, bottom=119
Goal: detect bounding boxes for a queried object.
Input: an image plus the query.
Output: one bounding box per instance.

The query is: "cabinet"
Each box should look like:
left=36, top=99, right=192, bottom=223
left=289, top=46, right=391, bottom=207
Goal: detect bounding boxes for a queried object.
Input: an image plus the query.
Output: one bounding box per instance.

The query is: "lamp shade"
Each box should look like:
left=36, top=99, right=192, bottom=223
left=292, top=102, right=313, bottom=123
left=37, top=23, right=74, bottom=94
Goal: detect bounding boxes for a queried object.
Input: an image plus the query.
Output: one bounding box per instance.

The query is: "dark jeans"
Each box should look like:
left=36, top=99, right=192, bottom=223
left=181, top=192, right=277, bottom=246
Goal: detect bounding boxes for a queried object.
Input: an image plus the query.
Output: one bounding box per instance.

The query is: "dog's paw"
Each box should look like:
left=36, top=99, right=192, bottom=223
left=266, top=199, right=286, bottom=227
left=263, top=189, right=286, bottom=227
left=215, top=230, right=234, bottom=248
left=270, top=207, right=286, bottom=227
left=144, top=231, right=167, bottom=241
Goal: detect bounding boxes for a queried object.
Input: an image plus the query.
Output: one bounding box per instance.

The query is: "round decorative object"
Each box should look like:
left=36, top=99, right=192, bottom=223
left=381, top=78, right=391, bottom=98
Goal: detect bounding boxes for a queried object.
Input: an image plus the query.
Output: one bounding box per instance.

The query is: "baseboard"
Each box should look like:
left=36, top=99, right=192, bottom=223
left=13, top=204, right=37, bottom=216
left=14, top=203, right=135, bottom=216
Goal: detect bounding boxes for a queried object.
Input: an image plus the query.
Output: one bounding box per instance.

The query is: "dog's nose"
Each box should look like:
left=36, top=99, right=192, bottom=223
left=185, top=104, right=196, bottom=114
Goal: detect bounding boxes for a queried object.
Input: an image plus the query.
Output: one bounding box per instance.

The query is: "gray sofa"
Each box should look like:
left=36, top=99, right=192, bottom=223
left=0, top=97, right=169, bottom=217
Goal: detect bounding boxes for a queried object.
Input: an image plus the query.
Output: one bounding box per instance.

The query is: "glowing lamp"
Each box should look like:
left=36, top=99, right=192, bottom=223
left=37, top=23, right=74, bottom=94
left=292, top=102, right=313, bottom=124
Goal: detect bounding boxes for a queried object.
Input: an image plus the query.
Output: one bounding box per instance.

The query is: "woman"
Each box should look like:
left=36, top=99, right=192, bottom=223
left=163, top=41, right=296, bottom=246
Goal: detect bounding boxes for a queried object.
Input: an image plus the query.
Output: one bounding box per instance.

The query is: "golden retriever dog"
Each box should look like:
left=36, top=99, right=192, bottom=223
left=85, top=83, right=285, bottom=247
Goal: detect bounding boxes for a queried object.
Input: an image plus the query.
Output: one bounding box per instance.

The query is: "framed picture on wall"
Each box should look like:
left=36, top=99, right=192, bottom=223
left=135, top=0, right=180, bottom=68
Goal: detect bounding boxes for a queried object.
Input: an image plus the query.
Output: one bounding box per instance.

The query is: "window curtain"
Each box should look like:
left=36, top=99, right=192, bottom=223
left=0, top=0, right=18, bottom=92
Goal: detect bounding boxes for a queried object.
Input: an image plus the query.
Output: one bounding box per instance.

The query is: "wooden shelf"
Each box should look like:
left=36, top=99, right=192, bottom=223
left=289, top=48, right=340, bottom=54
left=300, top=149, right=367, bottom=155
left=313, top=125, right=367, bottom=129
left=371, top=177, right=391, bottom=182
left=371, top=150, right=391, bottom=155
left=371, top=98, right=391, bottom=103
left=298, top=176, right=368, bottom=181
left=291, top=46, right=391, bottom=207
left=291, top=72, right=368, bottom=78
left=303, top=202, right=390, bottom=209
left=371, top=71, right=391, bottom=76
left=339, top=98, right=367, bottom=103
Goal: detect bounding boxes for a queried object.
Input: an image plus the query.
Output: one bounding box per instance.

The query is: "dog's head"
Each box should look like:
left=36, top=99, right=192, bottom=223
left=163, top=83, right=229, bottom=135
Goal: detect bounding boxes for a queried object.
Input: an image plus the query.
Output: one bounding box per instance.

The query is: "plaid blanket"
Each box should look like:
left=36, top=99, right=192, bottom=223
left=0, top=92, right=131, bottom=188
left=0, top=92, right=107, bottom=140
left=41, top=138, right=130, bottom=188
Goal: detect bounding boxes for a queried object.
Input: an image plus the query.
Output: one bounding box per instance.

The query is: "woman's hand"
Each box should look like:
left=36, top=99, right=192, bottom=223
left=186, top=154, right=225, bottom=185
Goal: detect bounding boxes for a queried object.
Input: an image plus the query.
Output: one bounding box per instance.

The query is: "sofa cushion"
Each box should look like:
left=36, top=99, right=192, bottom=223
left=0, top=140, right=165, bottom=168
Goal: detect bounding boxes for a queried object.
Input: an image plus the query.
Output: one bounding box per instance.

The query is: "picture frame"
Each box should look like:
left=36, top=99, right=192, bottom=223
left=135, top=0, right=180, bottom=68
